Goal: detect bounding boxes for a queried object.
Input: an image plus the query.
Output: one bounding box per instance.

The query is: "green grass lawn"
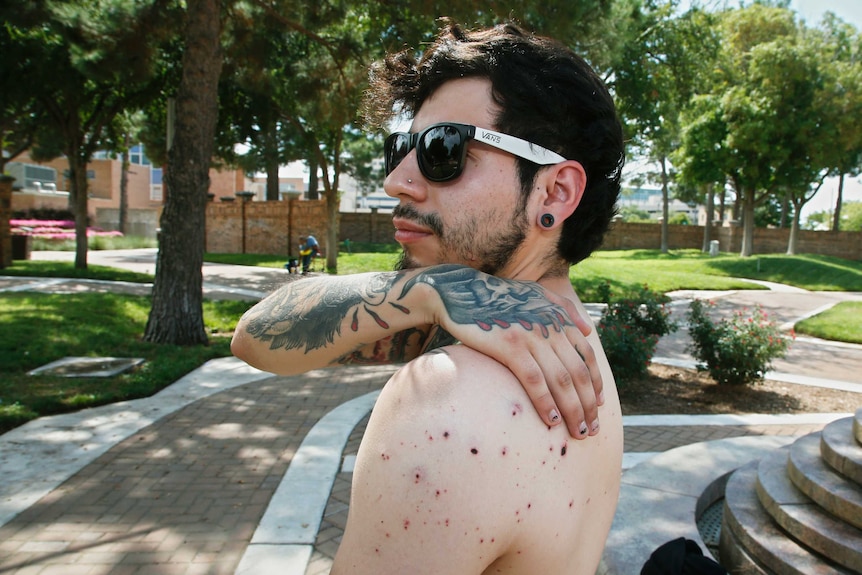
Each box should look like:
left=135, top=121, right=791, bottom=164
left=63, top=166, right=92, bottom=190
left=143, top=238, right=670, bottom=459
left=0, top=291, right=253, bottom=434
left=2, top=247, right=860, bottom=434
left=795, top=301, right=862, bottom=344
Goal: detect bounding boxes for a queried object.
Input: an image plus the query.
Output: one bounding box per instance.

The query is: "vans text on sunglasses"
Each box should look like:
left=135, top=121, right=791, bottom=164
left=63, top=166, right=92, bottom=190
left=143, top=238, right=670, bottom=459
left=384, top=122, right=567, bottom=183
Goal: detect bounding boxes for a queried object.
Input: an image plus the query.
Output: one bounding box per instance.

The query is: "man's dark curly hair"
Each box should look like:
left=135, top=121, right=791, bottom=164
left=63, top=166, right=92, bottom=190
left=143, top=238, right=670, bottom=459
left=363, top=21, right=624, bottom=266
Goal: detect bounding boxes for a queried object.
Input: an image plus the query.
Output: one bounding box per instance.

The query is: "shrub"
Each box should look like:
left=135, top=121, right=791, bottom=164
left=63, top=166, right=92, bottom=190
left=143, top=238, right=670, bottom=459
left=686, top=299, right=792, bottom=386
left=598, top=284, right=678, bottom=383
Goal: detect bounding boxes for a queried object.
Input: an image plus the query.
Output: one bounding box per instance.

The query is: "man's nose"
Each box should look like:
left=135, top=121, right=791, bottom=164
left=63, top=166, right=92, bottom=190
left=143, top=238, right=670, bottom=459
left=383, top=149, right=426, bottom=200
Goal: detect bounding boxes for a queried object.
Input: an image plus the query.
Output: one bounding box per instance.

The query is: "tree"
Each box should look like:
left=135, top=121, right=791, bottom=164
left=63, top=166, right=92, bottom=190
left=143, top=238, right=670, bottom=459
left=3, top=0, right=173, bottom=268
left=144, top=0, right=223, bottom=345
left=613, top=4, right=721, bottom=253
left=0, top=23, right=40, bottom=173
left=811, top=13, right=862, bottom=233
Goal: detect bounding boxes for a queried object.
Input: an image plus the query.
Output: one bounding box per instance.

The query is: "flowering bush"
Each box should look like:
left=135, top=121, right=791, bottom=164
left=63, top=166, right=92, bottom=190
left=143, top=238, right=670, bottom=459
left=10, top=219, right=122, bottom=240
left=598, top=284, right=678, bottom=384
left=686, top=299, right=792, bottom=386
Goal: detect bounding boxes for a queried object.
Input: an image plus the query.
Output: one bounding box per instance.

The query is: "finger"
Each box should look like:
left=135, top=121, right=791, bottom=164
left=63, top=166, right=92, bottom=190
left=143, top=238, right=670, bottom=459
left=569, top=307, right=593, bottom=337
left=531, top=343, right=591, bottom=439
left=565, top=323, right=604, bottom=409
left=498, top=350, right=565, bottom=430
left=554, top=336, right=599, bottom=437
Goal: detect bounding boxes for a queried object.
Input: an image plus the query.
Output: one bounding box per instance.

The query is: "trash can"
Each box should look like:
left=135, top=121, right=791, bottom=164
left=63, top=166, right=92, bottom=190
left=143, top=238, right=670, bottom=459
left=709, top=240, right=719, bottom=257
left=12, top=235, right=32, bottom=260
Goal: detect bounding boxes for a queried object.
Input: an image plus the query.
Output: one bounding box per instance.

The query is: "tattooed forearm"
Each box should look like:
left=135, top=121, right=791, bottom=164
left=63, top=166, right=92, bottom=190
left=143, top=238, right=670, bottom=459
left=243, top=274, right=406, bottom=353
left=400, top=265, right=573, bottom=338
left=334, top=326, right=429, bottom=365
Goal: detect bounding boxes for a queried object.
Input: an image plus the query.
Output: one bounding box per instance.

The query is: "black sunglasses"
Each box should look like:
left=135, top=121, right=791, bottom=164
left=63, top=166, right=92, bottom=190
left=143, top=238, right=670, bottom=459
left=384, top=122, right=566, bottom=183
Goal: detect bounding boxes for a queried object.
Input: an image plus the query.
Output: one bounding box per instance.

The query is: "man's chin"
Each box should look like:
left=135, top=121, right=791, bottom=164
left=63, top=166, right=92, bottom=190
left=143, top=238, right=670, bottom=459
left=394, top=251, right=421, bottom=271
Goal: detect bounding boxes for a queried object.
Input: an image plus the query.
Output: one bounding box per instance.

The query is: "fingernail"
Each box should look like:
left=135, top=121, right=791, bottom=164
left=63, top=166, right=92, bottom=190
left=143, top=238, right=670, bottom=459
left=590, top=419, right=600, bottom=434
left=578, top=421, right=588, bottom=436
left=598, top=391, right=605, bottom=405
left=549, top=409, right=560, bottom=423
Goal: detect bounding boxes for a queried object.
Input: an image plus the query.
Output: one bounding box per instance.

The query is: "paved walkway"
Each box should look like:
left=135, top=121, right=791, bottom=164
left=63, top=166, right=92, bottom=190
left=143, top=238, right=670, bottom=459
left=1, top=249, right=860, bottom=574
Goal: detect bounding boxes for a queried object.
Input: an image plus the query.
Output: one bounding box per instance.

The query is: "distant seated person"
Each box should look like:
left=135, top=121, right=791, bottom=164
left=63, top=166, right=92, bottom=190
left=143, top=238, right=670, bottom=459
left=299, top=234, right=319, bottom=274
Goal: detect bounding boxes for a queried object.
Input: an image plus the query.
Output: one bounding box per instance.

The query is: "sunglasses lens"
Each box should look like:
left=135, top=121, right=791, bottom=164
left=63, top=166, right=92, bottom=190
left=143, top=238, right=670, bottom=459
left=419, top=125, right=463, bottom=182
left=384, top=133, right=410, bottom=175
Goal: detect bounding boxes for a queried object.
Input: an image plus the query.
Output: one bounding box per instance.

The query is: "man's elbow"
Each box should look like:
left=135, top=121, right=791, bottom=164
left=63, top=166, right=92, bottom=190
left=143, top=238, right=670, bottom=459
left=230, top=328, right=259, bottom=367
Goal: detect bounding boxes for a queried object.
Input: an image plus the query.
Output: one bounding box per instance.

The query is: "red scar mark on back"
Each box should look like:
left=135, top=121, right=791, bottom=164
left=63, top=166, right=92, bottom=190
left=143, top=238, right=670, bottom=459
left=403, top=519, right=410, bottom=530
left=501, top=447, right=507, bottom=456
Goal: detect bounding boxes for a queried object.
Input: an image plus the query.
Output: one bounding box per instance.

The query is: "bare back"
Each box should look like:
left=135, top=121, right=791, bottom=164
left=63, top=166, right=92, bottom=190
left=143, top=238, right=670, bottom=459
left=333, top=318, right=623, bottom=574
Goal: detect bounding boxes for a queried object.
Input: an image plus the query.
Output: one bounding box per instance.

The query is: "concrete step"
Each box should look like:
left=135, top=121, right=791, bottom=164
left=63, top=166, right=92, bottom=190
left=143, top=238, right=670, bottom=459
left=755, top=448, right=862, bottom=572
left=821, top=415, right=862, bottom=484
left=788, top=433, right=862, bottom=530
left=721, top=460, right=854, bottom=574
left=854, top=407, right=862, bottom=445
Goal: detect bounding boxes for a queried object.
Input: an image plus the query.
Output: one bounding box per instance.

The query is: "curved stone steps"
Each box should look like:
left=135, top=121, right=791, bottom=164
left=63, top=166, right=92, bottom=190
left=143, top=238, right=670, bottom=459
left=721, top=460, right=854, bottom=574
left=853, top=408, right=862, bottom=446
left=755, top=447, right=862, bottom=573
left=788, top=433, right=862, bottom=530
left=821, top=415, right=862, bottom=485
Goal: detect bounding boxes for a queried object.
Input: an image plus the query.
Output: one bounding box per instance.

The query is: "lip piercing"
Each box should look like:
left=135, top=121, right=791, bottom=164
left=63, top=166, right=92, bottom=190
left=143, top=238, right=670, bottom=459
left=541, top=213, right=555, bottom=228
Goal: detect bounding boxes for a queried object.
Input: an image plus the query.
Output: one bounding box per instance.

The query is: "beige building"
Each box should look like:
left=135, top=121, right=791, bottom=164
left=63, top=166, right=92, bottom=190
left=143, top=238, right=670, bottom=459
left=5, top=146, right=300, bottom=238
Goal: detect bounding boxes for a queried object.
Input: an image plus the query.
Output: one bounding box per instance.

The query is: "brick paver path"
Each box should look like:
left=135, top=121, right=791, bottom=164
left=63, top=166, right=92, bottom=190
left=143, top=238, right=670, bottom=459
left=0, top=366, right=395, bottom=575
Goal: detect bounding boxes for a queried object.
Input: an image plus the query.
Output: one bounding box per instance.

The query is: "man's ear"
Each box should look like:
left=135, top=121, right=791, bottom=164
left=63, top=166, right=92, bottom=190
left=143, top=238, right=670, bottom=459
left=534, top=160, right=586, bottom=227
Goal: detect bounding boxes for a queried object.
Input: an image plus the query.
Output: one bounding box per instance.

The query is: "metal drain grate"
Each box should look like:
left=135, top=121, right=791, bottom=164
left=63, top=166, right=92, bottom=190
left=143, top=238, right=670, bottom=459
left=697, top=498, right=724, bottom=557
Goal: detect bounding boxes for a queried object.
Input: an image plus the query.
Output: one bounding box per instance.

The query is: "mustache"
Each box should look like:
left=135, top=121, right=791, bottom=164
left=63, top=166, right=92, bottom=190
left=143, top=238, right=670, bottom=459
left=392, top=204, right=444, bottom=237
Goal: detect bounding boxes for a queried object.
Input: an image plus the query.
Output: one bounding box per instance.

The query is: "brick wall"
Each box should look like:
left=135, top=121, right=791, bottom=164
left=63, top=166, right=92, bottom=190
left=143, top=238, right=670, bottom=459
left=602, top=222, right=861, bottom=260
left=205, top=205, right=862, bottom=260
left=340, top=210, right=397, bottom=244
left=205, top=198, right=328, bottom=256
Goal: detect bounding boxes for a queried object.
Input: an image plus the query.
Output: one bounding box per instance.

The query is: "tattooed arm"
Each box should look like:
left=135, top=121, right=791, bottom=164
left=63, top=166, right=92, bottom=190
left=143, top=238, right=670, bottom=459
left=231, top=264, right=603, bottom=438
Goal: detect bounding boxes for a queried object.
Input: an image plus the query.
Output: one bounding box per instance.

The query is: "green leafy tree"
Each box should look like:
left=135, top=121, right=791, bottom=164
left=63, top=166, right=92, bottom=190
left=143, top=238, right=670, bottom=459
left=0, top=23, right=41, bottom=173
left=2, top=0, right=174, bottom=269
left=809, top=13, right=862, bottom=233
left=613, top=4, right=721, bottom=253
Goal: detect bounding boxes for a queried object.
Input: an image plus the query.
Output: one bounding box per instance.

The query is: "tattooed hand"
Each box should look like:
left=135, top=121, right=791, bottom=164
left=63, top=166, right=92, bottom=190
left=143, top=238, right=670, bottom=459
left=401, top=265, right=603, bottom=439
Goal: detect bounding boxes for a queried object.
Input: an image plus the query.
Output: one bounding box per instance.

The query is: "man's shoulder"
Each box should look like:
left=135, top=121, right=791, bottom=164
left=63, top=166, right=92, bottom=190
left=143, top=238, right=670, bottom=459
left=383, top=344, right=528, bottom=424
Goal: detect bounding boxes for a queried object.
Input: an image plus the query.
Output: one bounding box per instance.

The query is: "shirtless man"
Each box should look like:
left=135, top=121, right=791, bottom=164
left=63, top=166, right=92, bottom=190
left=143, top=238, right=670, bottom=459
left=232, top=21, right=624, bottom=574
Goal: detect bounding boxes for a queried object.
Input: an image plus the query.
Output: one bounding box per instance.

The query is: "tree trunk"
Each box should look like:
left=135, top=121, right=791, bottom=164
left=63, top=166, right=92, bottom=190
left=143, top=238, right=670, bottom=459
left=659, top=156, right=669, bottom=254
left=832, top=173, right=845, bottom=232
left=307, top=155, right=319, bottom=200
left=786, top=200, right=801, bottom=255
left=265, top=156, right=279, bottom=201
left=144, top=0, right=222, bottom=345
left=264, top=118, right=279, bottom=201
left=779, top=191, right=790, bottom=229
left=119, top=136, right=130, bottom=235
left=67, top=151, right=89, bottom=269
left=701, top=183, right=714, bottom=252
left=740, top=186, right=755, bottom=257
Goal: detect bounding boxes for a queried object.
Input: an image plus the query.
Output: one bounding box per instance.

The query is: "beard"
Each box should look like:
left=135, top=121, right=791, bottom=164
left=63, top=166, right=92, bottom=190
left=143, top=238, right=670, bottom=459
left=392, top=203, right=528, bottom=276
